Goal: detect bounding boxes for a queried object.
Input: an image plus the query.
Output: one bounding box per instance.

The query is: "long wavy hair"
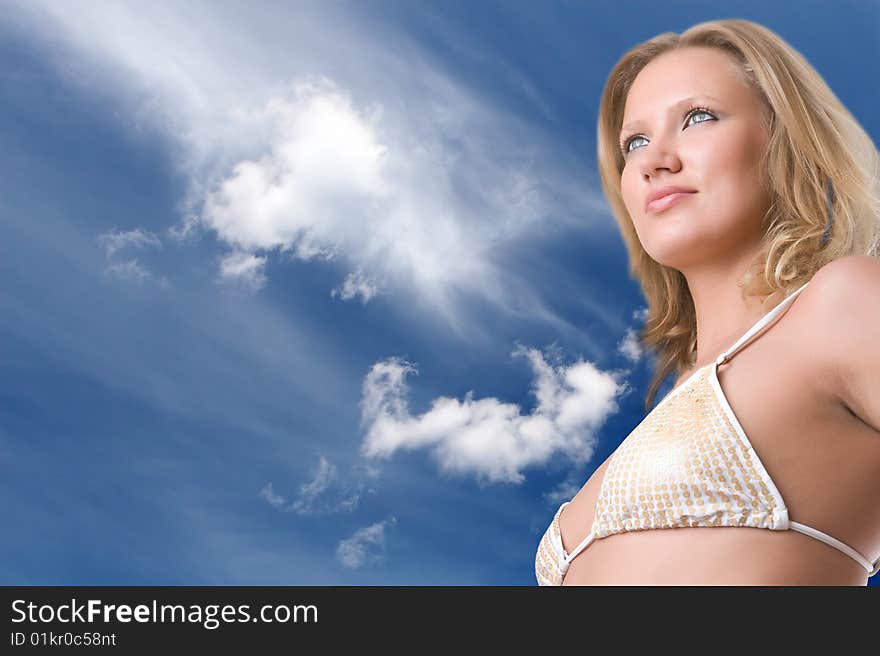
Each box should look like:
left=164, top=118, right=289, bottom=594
left=596, top=18, right=880, bottom=412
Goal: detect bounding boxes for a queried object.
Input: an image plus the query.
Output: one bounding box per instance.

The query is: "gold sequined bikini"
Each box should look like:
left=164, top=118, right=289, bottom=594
left=535, top=280, right=880, bottom=585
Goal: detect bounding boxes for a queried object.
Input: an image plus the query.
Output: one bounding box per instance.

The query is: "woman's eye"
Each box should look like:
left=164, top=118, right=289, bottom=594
left=622, top=108, right=714, bottom=155
left=623, top=135, right=646, bottom=154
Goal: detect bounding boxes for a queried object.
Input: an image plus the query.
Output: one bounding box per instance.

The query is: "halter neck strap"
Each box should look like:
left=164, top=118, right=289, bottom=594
left=715, top=280, right=811, bottom=367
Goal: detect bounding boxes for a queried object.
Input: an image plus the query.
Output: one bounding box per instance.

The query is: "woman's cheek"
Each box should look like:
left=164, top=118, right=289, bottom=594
left=621, top=172, right=638, bottom=219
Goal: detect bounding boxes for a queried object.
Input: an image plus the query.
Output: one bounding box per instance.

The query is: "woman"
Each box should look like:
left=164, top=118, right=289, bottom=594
left=535, top=18, right=880, bottom=586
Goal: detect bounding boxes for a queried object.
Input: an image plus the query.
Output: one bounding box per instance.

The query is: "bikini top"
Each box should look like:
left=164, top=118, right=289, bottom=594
left=535, top=280, right=880, bottom=585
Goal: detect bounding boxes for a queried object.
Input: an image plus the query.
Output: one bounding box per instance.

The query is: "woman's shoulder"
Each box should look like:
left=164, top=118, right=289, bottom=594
left=797, top=255, right=880, bottom=328
left=811, top=254, right=880, bottom=288
left=814, top=255, right=880, bottom=280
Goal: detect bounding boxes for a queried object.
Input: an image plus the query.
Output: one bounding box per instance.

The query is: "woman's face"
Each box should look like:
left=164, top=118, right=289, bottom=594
left=619, top=46, right=773, bottom=271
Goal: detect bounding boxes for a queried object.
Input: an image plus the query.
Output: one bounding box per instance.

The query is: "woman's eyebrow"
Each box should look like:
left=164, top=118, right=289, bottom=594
left=620, top=95, right=723, bottom=136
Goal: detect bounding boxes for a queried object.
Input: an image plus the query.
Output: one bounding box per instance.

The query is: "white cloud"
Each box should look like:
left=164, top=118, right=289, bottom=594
left=201, top=78, right=391, bottom=255
left=617, top=307, right=648, bottom=362
left=300, top=456, right=336, bottom=500
left=331, top=269, right=381, bottom=304
left=288, top=455, right=364, bottom=516
left=617, top=327, right=643, bottom=362
left=358, top=344, right=630, bottom=484
left=336, top=516, right=397, bottom=569
left=217, top=251, right=267, bottom=292
left=96, top=226, right=170, bottom=287
left=97, top=226, right=162, bottom=259
left=258, top=482, right=286, bottom=508
left=13, top=0, right=602, bottom=339
left=259, top=456, right=375, bottom=516
left=103, top=258, right=152, bottom=283
left=543, top=477, right=586, bottom=507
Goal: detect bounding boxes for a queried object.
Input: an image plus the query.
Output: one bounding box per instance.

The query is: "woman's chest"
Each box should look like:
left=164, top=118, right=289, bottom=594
left=710, top=335, right=880, bottom=553
left=558, top=332, right=880, bottom=582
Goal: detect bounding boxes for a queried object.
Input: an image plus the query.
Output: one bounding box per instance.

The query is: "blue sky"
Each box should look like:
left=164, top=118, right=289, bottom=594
left=1, top=1, right=877, bottom=585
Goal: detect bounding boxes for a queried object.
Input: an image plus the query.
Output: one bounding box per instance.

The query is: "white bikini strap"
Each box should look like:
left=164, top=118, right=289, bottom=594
left=557, top=501, right=597, bottom=565
left=789, top=521, right=880, bottom=576
left=715, top=280, right=811, bottom=367
left=564, top=531, right=596, bottom=565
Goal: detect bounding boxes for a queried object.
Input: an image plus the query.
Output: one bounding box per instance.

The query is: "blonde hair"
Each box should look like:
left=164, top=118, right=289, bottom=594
left=596, top=18, right=880, bottom=412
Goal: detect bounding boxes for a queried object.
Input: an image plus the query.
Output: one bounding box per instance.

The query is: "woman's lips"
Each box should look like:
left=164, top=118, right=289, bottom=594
left=646, top=191, right=696, bottom=214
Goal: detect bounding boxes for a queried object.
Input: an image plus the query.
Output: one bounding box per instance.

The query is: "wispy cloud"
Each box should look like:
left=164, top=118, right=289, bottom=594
left=96, top=226, right=169, bottom=287
left=217, top=250, right=268, bottom=292
left=617, top=307, right=649, bottom=362
left=104, top=258, right=152, bottom=283
left=336, top=516, right=397, bottom=569
left=97, top=226, right=162, bottom=259
left=12, top=0, right=601, bottom=343
left=258, top=481, right=287, bottom=509
left=259, top=456, right=377, bottom=516
left=330, top=269, right=381, bottom=304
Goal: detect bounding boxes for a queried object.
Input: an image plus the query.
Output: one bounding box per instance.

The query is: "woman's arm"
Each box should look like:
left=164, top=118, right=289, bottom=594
left=810, top=254, right=880, bottom=434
